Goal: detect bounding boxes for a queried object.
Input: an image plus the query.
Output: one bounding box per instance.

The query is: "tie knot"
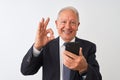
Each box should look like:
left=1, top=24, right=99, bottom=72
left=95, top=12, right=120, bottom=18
left=63, top=42, right=80, bottom=55
left=63, top=42, right=67, bottom=46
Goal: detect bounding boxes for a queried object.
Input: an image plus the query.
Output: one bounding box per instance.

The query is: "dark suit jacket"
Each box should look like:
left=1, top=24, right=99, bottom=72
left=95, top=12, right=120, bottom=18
left=21, top=37, right=102, bottom=80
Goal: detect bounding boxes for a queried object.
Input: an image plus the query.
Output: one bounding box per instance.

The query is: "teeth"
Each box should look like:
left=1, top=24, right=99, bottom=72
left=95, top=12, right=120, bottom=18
left=63, top=30, right=72, bottom=34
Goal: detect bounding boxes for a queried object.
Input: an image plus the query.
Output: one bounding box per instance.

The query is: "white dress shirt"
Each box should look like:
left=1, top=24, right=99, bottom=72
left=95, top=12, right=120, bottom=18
left=59, top=37, right=75, bottom=80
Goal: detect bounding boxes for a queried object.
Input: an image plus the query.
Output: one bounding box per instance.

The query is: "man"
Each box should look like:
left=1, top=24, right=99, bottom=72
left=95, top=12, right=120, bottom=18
left=21, top=6, right=102, bottom=80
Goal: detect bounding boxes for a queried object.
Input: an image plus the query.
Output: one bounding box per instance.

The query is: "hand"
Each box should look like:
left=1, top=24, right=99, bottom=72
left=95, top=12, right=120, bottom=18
left=63, top=48, right=88, bottom=73
left=34, top=18, right=54, bottom=50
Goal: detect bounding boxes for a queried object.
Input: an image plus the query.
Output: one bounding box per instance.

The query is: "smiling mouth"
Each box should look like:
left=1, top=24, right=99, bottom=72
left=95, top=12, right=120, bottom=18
left=63, top=30, right=73, bottom=34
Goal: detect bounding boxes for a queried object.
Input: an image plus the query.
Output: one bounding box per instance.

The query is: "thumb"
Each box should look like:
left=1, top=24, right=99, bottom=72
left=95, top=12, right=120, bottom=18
left=79, top=47, right=83, bottom=56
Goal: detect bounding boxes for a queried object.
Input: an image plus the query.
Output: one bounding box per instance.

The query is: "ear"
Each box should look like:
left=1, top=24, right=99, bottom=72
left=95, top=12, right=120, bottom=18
left=55, top=20, right=58, bottom=29
left=78, top=22, right=80, bottom=26
left=76, top=22, right=80, bottom=31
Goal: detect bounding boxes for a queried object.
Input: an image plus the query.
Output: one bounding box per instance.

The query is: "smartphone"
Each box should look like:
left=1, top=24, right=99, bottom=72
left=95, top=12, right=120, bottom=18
left=65, top=42, right=80, bottom=55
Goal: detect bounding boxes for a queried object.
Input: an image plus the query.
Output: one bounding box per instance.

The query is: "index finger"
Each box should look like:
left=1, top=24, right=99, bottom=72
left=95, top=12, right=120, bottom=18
left=64, top=50, right=79, bottom=59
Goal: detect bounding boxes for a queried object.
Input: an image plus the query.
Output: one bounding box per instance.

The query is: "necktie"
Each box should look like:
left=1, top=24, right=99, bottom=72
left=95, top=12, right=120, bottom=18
left=63, top=43, right=70, bottom=80
left=63, top=64, right=70, bottom=80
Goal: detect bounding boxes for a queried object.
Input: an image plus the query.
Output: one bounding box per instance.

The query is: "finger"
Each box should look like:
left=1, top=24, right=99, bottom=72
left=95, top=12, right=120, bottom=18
left=41, top=17, right=44, bottom=22
left=38, top=18, right=44, bottom=32
left=63, top=52, right=73, bottom=62
left=63, top=53, right=74, bottom=67
left=41, top=18, right=44, bottom=27
left=44, top=17, right=50, bottom=29
left=47, top=28, right=54, bottom=35
left=38, top=22, right=42, bottom=31
left=47, top=28, right=54, bottom=40
left=79, top=47, right=83, bottom=56
left=64, top=50, right=78, bottom=59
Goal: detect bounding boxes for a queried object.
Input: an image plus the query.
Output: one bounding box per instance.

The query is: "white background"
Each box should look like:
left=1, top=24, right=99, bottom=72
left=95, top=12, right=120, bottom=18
left=0, top=0, right=120, bottom=80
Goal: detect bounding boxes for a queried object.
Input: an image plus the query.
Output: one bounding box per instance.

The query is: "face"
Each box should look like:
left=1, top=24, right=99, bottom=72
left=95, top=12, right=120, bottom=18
left=55, top=10, right=80, bottom=42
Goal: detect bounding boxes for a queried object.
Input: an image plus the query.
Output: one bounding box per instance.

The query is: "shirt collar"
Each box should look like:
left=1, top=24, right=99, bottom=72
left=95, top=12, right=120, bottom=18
left=59, top=37, right=75, bottom=47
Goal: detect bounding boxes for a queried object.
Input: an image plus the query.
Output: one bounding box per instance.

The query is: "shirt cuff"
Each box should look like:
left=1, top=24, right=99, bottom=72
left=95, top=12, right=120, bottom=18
left=82, top=75, right=87, bottom=80
left=79, top=70, right=87, bottom=79
left=33, top=46, right=43, bottom=57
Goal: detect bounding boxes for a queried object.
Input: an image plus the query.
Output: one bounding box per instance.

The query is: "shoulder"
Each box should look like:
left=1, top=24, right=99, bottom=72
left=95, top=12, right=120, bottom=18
left=75, top=37, right=96, bottom=48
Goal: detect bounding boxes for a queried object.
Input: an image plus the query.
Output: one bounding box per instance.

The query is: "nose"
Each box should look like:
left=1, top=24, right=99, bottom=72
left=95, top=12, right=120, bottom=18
left=65, top=22, right=71, bottom=29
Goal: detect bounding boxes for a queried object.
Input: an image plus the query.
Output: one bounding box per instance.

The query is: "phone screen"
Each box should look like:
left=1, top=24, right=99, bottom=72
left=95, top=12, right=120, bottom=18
left=65, top=42, right=80, bottom=55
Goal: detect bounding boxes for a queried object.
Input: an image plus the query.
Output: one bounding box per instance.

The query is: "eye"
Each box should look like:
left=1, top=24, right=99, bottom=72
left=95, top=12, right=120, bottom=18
left=70, top=21, right=76, bottom=26
left=61, top=21, right=66, bottom=24
left=71, top=21, right=76, bottom=24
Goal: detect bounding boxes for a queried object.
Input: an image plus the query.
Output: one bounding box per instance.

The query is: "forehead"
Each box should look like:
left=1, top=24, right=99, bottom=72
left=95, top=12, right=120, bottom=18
left=58, top=10, right=77, bottom=20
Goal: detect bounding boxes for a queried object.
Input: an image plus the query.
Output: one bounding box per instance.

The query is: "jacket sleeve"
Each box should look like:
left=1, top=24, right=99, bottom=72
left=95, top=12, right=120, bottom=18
left=21, top=45, right=43, bottom=75
left=85, top=44, right=102, bottom=80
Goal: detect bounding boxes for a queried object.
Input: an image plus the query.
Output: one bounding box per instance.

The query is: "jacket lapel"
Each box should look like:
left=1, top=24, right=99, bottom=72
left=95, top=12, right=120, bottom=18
left=51, top=37, right=60, bottom=80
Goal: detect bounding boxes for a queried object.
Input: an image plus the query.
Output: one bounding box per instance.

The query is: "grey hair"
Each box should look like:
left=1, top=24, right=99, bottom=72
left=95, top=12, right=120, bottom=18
left=57, top=6, right=80, bottom=22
